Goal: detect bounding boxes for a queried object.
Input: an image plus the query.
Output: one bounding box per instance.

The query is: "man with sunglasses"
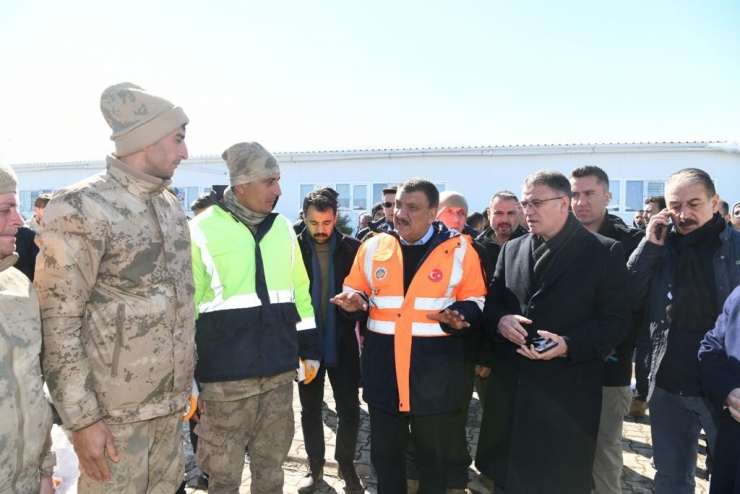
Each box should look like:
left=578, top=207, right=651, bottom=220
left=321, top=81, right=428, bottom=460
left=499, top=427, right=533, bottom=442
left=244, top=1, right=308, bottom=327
left=357, top=186, right=397, bottom=241
left=476, top=169, right=630, bottom=494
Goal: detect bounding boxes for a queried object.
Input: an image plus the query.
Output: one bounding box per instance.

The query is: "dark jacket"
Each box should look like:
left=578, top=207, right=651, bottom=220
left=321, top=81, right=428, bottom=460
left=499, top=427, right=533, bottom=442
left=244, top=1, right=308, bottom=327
left=699, top=286, right=740, bottom=493
left=13, top=226, right=38, bottom=281
left=476, top=224, right=528, bottom=272
left=596, top=214, right=645, bottom=386
left=627, top=222, right=740, bottom=399
left=357, top=218, right=393, bottom=242
left=298, top=228, right=362, bottom=366
left=476, top=225, right=630, bottom=494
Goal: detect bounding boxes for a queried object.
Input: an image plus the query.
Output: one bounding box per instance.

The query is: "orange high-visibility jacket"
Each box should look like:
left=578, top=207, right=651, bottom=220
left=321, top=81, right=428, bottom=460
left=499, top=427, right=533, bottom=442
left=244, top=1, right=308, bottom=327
left=343, top=227, right=486, bottom=413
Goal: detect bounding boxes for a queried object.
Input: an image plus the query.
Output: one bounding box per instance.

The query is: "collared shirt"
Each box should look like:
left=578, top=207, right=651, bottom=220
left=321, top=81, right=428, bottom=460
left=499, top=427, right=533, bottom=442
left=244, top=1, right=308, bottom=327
left=398, top=225, right=434, bottom=246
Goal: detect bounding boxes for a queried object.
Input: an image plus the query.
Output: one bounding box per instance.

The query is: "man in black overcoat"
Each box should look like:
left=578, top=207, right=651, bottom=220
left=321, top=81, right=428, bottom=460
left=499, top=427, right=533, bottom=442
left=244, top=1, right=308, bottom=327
left=475, top=169, right=631, bottom=494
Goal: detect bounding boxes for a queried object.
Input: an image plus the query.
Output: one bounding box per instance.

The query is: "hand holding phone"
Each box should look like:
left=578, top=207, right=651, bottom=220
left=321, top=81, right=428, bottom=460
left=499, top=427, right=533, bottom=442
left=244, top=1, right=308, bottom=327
left=531, top=336, right=558, bottom=354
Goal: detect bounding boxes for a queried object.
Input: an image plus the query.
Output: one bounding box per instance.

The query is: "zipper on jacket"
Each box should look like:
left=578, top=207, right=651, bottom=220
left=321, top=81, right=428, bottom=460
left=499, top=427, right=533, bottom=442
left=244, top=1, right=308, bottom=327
left=0, top=323, right=25, bottom=493
left=111, top=304, right=125, bottom=378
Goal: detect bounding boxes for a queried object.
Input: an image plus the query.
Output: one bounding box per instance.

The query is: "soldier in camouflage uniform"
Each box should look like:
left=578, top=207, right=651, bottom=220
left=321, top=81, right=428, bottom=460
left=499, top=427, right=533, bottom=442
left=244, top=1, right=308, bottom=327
left=34, top=83, right=196, bottom=494
left=0, top=162, right=56, bottom=494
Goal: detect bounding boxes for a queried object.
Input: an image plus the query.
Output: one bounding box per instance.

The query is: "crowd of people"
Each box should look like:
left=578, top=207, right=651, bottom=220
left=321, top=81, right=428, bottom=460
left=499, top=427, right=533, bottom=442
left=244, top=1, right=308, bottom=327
left=1, top=82, right=740, bottom=494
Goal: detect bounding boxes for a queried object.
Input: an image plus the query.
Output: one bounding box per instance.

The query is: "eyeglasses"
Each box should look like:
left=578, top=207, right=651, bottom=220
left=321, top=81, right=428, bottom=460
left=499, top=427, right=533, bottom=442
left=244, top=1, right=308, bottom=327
left=520, top=196, right=564, bottom=210
left=382, top=201, right=394, bottom=208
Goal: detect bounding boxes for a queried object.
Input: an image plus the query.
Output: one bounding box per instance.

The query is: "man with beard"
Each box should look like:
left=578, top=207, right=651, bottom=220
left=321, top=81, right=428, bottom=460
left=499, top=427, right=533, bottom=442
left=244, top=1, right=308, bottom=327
left=477, top=190, right=528, bottom=269
left=296, top=187, right=364, bottom=493
left=570, top=165, right=644, bottom=494
left=476, top=170, right=630, bottom=494
left=190, top=142, right=320, bottom=493
left=628, top=168, right=740, bottom=493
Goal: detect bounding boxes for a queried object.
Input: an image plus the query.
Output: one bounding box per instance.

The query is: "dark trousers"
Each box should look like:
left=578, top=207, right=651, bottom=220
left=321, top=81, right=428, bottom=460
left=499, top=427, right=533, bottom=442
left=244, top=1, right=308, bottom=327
left=298, top=333, right=361, bottom=463
left=408, top=361, right=475, bottom=488
left=634, top=323, right=651, bottom=399
left=370, top=405, right=455, bottom=494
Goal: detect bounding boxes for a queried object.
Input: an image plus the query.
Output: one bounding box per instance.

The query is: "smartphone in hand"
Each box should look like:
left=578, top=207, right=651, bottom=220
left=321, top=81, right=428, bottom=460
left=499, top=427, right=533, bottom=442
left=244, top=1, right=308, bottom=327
left=532, top=336, right=558, bottom=354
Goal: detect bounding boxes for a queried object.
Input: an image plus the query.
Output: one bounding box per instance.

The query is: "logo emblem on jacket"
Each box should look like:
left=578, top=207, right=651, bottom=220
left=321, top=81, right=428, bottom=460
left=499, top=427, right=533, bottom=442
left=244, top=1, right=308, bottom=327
left=429, top=269, right=443, bottom=282
left=375, top=267, right=387, bottom=280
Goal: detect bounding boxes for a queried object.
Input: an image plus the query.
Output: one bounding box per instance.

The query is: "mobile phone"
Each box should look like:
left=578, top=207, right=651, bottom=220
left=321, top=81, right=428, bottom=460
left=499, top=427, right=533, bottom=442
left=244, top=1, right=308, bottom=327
left=655, top=224, right=664, bottom=241
left=532, top=337, right=558, bottom=354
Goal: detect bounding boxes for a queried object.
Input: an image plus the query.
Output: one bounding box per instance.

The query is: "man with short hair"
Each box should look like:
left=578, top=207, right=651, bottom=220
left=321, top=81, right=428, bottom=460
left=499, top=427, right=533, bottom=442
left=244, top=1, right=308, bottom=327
left=570, top=165, right=644, bottom=494
left=296, top=187, right=364, bottom=493
left=24, top=193, right=51, bottom=231
left=477, top=190, right=528, bottom=269
left=628, top=168, right=740, bottom=493
left=466, top=212, right=485, bottom=234
left=0, top=162, right=56, bottom=494
left=35, top=83, right=195, bottom=493
left=190, top=142, right=320, bottom=493
left=720, top=200, right=732, bottom=224
left=633, top=210, right=647, bottom=230
left=644, top=196, right=667, bottom=221
left=357, top=212, right=372, bottom=235
left=476, top=170, right=630, bottom=493
left=190, top=193, right=213, bottom=217
left=358, top=186, right=397, bottom=241
left=332, top=178, right=486, bottom=493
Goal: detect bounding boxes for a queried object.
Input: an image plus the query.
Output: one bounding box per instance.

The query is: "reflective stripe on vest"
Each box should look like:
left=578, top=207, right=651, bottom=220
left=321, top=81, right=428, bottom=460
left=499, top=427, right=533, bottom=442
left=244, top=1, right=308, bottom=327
left=367, top=318, right=448, bottom=336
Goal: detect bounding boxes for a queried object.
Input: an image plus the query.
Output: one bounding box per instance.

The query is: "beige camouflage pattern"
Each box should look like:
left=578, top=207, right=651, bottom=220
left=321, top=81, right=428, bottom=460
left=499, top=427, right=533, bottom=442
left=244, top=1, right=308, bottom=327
left=0, top=259, right=55, bottom=493
left=77, top=412, right=183, bottom=494
left=222, top=141, right=280, bottom=186
left=35, top=154, right=196, bottom=431
left=196, top=372, right=295, bottom=494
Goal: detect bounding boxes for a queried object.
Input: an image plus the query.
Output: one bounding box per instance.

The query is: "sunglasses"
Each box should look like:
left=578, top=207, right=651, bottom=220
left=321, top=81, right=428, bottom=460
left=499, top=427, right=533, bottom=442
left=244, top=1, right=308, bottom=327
left=382, top=201, right=394, bottom=208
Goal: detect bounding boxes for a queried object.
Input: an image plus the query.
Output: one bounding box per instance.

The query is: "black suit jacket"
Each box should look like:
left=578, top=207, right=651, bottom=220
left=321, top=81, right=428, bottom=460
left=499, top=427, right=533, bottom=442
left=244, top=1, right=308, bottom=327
left=476, top=223, right=631, bottom=494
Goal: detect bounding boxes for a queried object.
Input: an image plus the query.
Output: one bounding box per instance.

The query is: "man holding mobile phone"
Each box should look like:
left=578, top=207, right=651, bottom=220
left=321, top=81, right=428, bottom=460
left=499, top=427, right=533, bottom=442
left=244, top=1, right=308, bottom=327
left=476, top=170, right=631, bottom=494
left=627, top=168, right=740, bottom=493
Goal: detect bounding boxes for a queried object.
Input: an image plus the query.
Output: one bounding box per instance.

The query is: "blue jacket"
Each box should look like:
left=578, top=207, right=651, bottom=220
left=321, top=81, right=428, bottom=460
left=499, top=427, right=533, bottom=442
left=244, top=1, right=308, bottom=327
left=627, top=223, right=740, bottom=399
left=699, top=286, right=740, bottom=413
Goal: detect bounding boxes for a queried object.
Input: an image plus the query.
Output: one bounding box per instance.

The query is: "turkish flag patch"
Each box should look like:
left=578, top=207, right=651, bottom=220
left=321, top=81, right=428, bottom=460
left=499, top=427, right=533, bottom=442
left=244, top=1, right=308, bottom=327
left=429, top=269, right=443, bottom=282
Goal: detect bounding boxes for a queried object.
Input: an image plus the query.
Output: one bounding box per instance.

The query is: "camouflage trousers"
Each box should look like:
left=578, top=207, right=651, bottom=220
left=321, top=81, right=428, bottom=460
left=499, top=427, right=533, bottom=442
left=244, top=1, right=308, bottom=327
left=195, top=372, right=296, bottom=494
left=78, top=412, right=183, bottom=494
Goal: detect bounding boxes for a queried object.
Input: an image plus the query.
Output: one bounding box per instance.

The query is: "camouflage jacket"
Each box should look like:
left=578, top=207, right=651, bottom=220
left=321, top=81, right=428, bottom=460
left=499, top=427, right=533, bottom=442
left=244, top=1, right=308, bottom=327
left=0, top=255, right=55, bottom=493
left=35, top=155, right=196, bottom=431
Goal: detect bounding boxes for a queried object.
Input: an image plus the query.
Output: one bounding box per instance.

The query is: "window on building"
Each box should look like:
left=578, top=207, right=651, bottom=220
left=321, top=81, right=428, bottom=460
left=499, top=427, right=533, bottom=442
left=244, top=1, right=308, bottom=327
left=608, top=181, right=621, bottom=211
left=625, top=181, right=645, bottom=212
left=621, top=180, right=666, bottom=212
left=299, top=184, right=315, bottom=205
left=646, top=180, right=665, bottom=199
left=372, top=183, right=388, bottom=205
left=19, top=189, right=55, bottom=220
left=353, top=185, right=367, bottom=211
left=336, top=184, right=351, bottom=209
